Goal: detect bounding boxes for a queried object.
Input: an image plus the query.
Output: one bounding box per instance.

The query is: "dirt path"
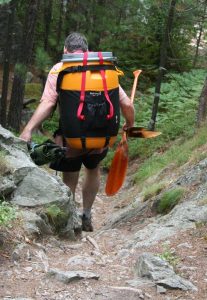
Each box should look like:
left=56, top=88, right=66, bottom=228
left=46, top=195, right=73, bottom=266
left=1, top=172, right=207, bottom=300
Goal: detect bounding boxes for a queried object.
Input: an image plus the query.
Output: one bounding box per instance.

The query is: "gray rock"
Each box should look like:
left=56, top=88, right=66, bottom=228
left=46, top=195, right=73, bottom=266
left=129, top=201, right=207, bottom=248
left=135, top=253, right=174, bottom=281
left=26, top=71, right=34, bottom=83
left=3, top=298, right=35, bottom=300
left=135, top=253, right=197, bottom=291
left=177, top=242, right=192, bottom=249
left=158, top=276, right=198, bottom=291
left=12, top=243, right=28, bottom=261
left=48, top=268, right=100, bottom=283
left=0, top=125, right=80, bottom=238
left=157, top=285, right=167, bottom=294
left=21, top=210, right=53, bottom=236
left=0, top=176, right=16, bottom=196
left=67, top=255, right=96, bottom=266
left=11, top=167, right=71, bottom=207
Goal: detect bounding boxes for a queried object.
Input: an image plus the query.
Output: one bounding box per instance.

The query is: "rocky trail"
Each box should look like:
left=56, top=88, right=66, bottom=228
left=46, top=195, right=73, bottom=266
left=1, top=166, right=207, bottom=300
left=0, top=126, right=207, bottom=300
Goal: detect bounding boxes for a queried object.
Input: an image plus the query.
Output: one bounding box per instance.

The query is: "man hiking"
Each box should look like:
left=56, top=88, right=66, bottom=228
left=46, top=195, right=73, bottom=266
left=20, top=32, right=134, bottom=232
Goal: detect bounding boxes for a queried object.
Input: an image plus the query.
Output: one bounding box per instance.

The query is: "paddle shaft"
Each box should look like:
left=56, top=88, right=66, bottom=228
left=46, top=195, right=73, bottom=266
left=121, top=70, right=142, bottom=143
left=130, top=70, right=142, bottom=104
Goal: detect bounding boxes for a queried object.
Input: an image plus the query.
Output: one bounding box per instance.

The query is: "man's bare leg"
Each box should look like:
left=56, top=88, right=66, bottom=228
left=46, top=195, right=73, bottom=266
left=82, top=165, right=100, bottom=212
left=81, top=165, right=100, bottom=231
left=63, top=171, right=79, bottom=197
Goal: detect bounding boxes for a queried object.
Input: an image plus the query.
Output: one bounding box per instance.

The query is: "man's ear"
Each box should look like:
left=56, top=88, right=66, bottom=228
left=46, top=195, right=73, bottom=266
left=63, top=46, right=67, bottom=54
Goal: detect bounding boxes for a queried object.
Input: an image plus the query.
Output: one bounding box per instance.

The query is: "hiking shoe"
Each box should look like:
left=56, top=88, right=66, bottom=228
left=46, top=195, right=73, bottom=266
left=82, top=214, right=93, bottom=232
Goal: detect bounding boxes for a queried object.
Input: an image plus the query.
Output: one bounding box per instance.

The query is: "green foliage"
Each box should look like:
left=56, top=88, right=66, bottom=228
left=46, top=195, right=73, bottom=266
left=133, top=125, right=207, bottom=184
left=14, top=63, right=27, bottom=80
left=142, top=183, right=165, bottom=202
left=42, top=111, right=59, bottom=134
left=104, top=69, right=206, bottom=170
left=31, top=134, right=48, bottom=145
left=8, top=0, right=206, bottom=79
left=157, top=188, right=184, bottom=214
left=35, top=47, right=52, bottom=72
left=0, top=150, right=10, bottom=176
left=158, top=243, right=180, bottom=268
left=0, top=201, right=16, bottom=226
left=139, top=69, right=205, bottom=134
left=25, top=83, right=42, bottom=99
left=129, top=69, right=205, bottom=160
left=45, top=204, right=69, bottom=231
left=0, top=0, right=11, bottom=4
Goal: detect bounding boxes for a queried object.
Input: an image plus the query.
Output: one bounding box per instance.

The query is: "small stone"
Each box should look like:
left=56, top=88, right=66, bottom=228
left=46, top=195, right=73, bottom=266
left=24, top=266, right=33, bottom=272
left=177, top=242, right=192, bottom=249
left=157, top=285, right=167, bottom=294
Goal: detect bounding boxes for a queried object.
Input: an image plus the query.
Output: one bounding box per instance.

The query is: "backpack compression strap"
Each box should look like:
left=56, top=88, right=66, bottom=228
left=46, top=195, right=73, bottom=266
left=98, top=51, right=114, bottom=119
left=77, top=51, right=88, bottom=120
left=76, top=51, right=114, bottom=121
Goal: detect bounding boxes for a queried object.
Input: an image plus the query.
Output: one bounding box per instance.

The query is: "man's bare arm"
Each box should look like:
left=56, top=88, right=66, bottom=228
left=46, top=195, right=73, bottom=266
left=119, top=86, right=135, bottom=129
left=120, top=101, right=135, bottom=129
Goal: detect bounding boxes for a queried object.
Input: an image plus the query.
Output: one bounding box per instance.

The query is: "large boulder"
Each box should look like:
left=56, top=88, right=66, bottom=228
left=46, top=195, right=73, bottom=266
left=0, top=125, right=81, bottom=238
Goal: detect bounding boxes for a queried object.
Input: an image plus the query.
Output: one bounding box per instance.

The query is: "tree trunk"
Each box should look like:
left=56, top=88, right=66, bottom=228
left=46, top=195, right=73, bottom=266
left=7, top=0, right=40, bottom=132
left=44, top=0, right=53, bottom=51
left=148, top=0, right=177, bottom=131
left=193, top=0, right=207, bottom=68
left=196, top=76, right=207, bottom=127
left=0, top=0, right=16, bottom=127
left=56, top=0, right=64, bottom=47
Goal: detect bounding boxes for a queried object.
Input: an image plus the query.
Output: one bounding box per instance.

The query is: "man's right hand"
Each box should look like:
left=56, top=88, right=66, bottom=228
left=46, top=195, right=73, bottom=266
left=19, top=130, right=32, bottom=142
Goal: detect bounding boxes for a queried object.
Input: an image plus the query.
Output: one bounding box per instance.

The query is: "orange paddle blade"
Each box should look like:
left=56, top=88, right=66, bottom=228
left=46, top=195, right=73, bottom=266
left=105, top=70, right=142, bottom=197
left=126, top=127, right=162, bottom=138
left=105, top=136, right=128, bottom=196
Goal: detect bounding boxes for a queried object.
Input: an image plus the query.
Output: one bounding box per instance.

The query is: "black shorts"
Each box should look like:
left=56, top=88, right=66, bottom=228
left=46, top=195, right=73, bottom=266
left=50, top=148, right=108, bottom=172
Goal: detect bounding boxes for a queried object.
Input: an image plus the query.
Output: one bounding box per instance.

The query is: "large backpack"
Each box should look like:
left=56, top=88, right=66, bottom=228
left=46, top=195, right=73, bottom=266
left=56, top=51, right=122, bottom=149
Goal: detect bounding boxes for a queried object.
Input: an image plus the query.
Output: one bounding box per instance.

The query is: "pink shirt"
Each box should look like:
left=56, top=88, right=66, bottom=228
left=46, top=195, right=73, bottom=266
left=40, top=62, right=130, bottom=105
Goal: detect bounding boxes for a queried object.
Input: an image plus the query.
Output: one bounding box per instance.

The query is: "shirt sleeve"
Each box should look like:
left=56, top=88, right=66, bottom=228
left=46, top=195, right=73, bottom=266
left=119, top=85, right=131, bottom=105
left=40, top=62, right=63, bottom=104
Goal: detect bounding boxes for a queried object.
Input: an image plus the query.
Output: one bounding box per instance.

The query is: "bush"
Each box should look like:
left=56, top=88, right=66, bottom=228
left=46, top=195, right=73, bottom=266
left=142, top=183, right=165, bottom=201
left=158, top=243, right=180, bottom=268
left=45, top=204, right=69, bottom=232
left=0, top=150, right=10, bottom=176
left=25, top=83, right=42, bottom=100
left=157, top=188, right=184, bottom=214
left=0, top=202, right=16, bottom=226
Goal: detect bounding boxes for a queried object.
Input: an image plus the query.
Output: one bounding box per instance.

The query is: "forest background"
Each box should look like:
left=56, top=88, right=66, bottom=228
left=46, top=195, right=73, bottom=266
left=0, top=0, right=207, bottom=169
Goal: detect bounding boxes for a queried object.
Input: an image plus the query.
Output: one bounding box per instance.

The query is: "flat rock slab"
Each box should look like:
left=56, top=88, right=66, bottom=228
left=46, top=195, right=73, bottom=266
left=135, top=253, right=197, bottom=292
left=91, top=286, right=144, bottom=300
left=47, top=268, right=100, bottom=283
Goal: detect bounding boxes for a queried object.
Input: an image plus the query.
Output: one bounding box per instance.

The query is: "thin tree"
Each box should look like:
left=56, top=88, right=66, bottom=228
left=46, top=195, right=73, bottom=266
left=43, top=0, right=53, bottom=52
left=56, top=0, right=64, bottom=47
left=7, top=0, right=40, bottom=132
left=0, top=0, right=16, bottom=127
left=196, top=76, right=207, bottom=126
left=193, top=0, right=207, bottom=67
left=148, top=0, right=177, bottom=131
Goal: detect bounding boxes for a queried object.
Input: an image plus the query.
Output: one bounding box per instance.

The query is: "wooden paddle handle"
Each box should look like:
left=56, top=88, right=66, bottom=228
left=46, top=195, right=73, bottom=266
left=130, top=70, right=142, bottom=104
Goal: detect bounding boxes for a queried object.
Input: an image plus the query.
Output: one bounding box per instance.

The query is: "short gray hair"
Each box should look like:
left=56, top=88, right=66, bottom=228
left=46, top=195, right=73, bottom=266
left=64, top=32, right=88, bottom=52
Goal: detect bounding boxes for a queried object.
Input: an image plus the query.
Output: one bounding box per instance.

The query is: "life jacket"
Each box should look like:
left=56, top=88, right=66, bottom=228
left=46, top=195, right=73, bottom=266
left=56, top=51, right=122, bottom=149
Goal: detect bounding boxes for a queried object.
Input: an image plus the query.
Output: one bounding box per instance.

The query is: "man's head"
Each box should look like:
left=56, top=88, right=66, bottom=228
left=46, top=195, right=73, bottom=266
left=64, top=32, right=88, bottom=53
